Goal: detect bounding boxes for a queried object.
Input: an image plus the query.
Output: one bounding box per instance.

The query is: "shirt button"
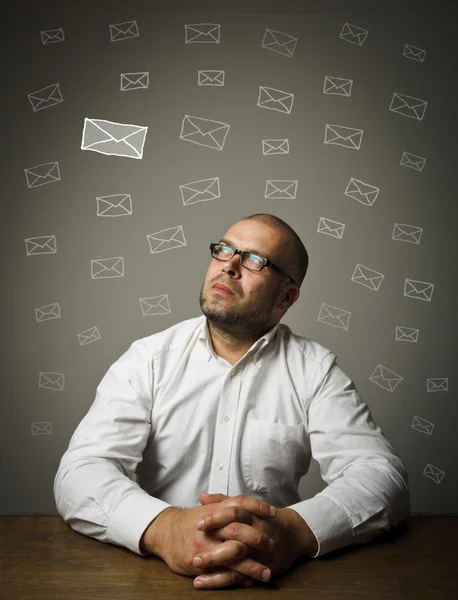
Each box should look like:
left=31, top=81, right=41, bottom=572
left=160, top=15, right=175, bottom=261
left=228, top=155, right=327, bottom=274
left=218, top=464, right=224, bottom=471
left=231, top=370, right=236, bottom=376
left=224, top=415, right=230, bottom=422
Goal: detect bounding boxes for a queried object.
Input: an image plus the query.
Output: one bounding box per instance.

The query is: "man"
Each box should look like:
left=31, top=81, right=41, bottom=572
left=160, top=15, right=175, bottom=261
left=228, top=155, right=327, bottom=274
left=54, top=213, right=410, bottom=590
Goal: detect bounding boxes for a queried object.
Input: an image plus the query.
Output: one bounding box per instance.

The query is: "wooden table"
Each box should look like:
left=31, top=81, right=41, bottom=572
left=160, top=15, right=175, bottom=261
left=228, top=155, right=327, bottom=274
left=0, top=516, right=457, bottom=599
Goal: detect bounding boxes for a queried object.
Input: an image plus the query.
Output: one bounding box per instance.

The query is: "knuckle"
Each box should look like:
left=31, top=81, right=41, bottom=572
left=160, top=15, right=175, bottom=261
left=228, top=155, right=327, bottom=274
left=234, top=495, right=245, bottom=507
left=227, top=522, right=239, bottom=536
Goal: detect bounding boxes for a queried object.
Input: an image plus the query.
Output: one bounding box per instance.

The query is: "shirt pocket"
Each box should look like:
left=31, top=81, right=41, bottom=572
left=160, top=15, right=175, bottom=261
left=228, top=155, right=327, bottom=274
left=241, top=418, right=306, bottom=492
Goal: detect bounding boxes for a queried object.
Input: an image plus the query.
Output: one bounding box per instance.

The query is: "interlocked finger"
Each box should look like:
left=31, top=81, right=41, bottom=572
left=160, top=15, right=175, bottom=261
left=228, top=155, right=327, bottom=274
left=194, top=567, right=254, bottom=590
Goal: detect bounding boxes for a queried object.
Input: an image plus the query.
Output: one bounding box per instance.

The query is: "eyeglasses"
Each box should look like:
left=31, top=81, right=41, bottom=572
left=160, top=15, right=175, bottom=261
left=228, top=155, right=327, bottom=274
left=209, top=243, right=296, bottom=285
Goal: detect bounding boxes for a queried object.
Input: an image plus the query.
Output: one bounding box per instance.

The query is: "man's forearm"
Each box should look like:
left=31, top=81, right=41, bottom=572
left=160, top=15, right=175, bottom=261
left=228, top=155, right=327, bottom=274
left=280, top=508, right=318, bottom=559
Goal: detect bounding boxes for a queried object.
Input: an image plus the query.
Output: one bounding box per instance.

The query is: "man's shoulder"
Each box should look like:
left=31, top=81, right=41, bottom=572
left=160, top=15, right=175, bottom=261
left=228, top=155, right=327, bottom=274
left=278, top=323, right=336, bottom=367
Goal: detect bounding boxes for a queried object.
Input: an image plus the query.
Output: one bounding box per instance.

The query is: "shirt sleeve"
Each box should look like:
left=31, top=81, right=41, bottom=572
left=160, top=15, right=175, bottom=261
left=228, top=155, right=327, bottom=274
left=288, top=352, right=411, bottom=558
left=53, top=340, right=171, bottom=556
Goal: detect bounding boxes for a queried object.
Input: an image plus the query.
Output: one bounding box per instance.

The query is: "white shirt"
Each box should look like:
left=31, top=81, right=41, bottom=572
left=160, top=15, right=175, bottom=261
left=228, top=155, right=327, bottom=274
left=54, top=315, right=410, bottom=559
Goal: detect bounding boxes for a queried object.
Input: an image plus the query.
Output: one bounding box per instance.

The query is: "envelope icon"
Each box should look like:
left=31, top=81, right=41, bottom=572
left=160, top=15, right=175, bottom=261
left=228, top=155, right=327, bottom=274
left=139, top=294, right=171, bottom=316
left=369, top=364, right=403, bottom=392
left=423, top=463, right=445, bottom=484
left=261, top=28, right=298, bottom=58
left=317, top=303, right=351, bottom=330
left=31, top=422, right=52, bottom=435
left=109, top=20, right=139, bottom=42
left=185, top=23, right=220, bottom=44
left=325, top=124, right=364, bottom=150
left=317, top=217, right=345, bottom=239
left=392, top=223, right=423, bottom=244
left=35, top=302, right=61, bottom=323
left=352, top=264, right=385, bottom=291
left=426, top=378, right=448, bottom=392
left=339, top=22, right=369, bottom=46
left=395, top=326, right=419, bottom=343
left=41, top=28, right=65, bottom=45
left=25, top=235, right=57, bottom=256
left=403, top=278, right=434, bottom=302
left=400, top=151, right=426, bottom=172
left=262, top=139, right=289, bottom=155
left=91, top=257, right=124, bottom=279
left=24, top=161, right=60, bottom=188
left=39, top=372, right=65, bottom=391
left=323, top=76, right=353, bottom=97
left=28, top=83, right=63, bottom=112
left=389, top=92, right=428, bottom=121
left=180, top=115, right=230, bottom=151
left=257, top=86, right=294, bottom=114
left=265, top=180, right=297, bottom=199
left=146, top=225, right=187, bottom=254
left=345, top=177, right=379, bottom=206
left=77, top=326, right=101, bottom=346
left=180, top=177, right=220, bottom=206
left=96, top=194, right=132, bottom=217
left=82, top=118, right=148, bottom=159
left=121, top=72, right=149, bottom=91
left=411, top=416, right=434, bottom=435
left=403, top=44, right=427, bottom=62
left=198, top=70, right=225, bottom=86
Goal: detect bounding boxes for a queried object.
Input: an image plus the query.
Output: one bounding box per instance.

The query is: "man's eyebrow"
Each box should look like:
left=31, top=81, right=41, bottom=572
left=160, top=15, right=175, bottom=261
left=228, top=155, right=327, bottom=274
left=219, top=238, right=272, bottom=261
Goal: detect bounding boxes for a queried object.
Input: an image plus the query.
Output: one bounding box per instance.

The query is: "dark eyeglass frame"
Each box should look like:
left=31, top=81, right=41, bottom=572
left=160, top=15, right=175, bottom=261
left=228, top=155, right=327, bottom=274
left=209, top=243, right=296, bottom=285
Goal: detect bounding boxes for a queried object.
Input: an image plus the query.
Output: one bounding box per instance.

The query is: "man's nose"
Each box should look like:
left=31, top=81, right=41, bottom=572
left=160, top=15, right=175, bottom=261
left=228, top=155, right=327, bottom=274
left=222, top=254, right=241, bottom=277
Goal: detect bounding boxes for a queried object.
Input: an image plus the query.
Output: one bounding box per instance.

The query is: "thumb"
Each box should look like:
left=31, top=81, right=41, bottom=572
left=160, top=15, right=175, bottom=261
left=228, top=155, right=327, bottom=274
left=199, top=492, right=228, bottom=505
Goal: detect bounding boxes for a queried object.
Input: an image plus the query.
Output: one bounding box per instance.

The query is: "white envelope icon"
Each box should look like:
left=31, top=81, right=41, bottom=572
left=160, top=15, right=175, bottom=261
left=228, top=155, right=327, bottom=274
left=120, top=72, right=149, bottom=91
left=262, top=139, right=289, bottom=155
left=28, top=83, right=63, bottom=112
left=395, top=326, right=419, bottom=343
left=39, top=372, right=65, bottom=391
left=389, top=92, right=428, bottom=121
left=25, top=235, right=57, bottom=256
left=139, top=294, right=171, bottom=316
left=180, top=115, right=230, bottom=151
left=82, top=118, right=148, bottom=159
left=24, top=161, right=61, bottom=188
left=325, top=124, right=364, bottom=150
left=426, top=378, right=448, bottom=392
left=344, top=177, right=380, bottom=206
left=180, top=177, right=220, bottom=206
left=317, top=303, right=351, bottom=330
left=96, top=194, right=132, bottom=217
left=185, top=23, right=220, bottom=44
left=403, top=44, right=427, bottom=62
left=257, top=86, right=294, bottom=114
left=91, top=257, right=124, bottom=279
left=109, top=20, right=139, bottom=42
left=261, top=28, right=298, bottom=58
left=198, top=70, right=225, bottom=86
left=77, top=326, right=101, bottom=346
left=146, top=225, right=187, bottom=254
left=423, top=463, right=445, bottom=484
left=317, top=217, right=345, bottom=239
left=403, top=278, right=434, bottom=302
left=41, top=28, right=65, bottom=45
left=411, top=416, right=434, bottom=435
left=400, top=151, right=426, bottom=172
left=369, top=364, right=403, bottom=392
left=392, top=223, right=423, bottom=244
left=352, top=263, right=384, bottom=291
left=323, top=76, right=353, bottom=96
left=339, top=22, right=369, bottom=46
left=31, top=422, right=52, bottom=435
left=265, top=180, right=297, bottom=199
left=35, top=302, right=61, bottom=323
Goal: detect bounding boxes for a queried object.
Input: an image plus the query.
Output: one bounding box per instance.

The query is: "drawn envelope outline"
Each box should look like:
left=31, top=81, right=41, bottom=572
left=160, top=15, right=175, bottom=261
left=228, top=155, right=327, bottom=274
left=369, top=364, right=404, bottom=392
left=403, top=44, right=427, bottom=62
left=77, top=326, right=101, bottom=346
left=317, top=303, right=351, bottom=330
left=198, top=70, right=225, bottom=86
left=411, top=416, right=434, bottom=435
left=25, top=235, right=57, bottom=256
left=404, top=278, right=434, bottom=302
left=109, top=20, right=139, bottom=42
left=91, top=257, right=124, bottom=279
left=261, top=28, right=298, bottom=57
left=81, top=118, right=148, bottom=159
left=400, top=151, right=426, bottom=172
left=325, top=124, right=363, bottom=150
left=185, top=23, right=220, bottom=43
left=41, top=28, right=65, bottom=45
left=265, top=180, right=298, bottom=199
left=146, top=225, right=187, bottom=254
left=120, top=72, right=149, bottom=91
left=423, top=463, right=445, bottom=484
left=257, top=86, right=294, bottom=114
left=24, top=162, right=61, bottom=188
left=352, top=263, right=385, bottom=291
left=339, top=22, right=369, bottom=46
left=31, top=422, right=52, bottom=435
left=392, top=223, right=423, bottom=244
left=395, top=326, right=419, bottom=343
left=389, top=92, right=428, bottom=121
left=262, top=139, right=289, bottom=155
left=317, top=217, right=345, bottom=239
left=323, top=76, right=353, bottom=96
left=180, top=115, right=230, bottom=151
left=39, top=372, right=65, bottom=391
left=28, top=83, right=63, bottom=112
left=96, top=194, right=132, bottom=217
left=35, top=302, right=61, bottom=322
left=179, top=177, right=221, bottom=205
left=344, top=177, right=380, bottom=206
left=139, top=294, right=171, bottom=316
left=426, top=378, right=448, bottom=392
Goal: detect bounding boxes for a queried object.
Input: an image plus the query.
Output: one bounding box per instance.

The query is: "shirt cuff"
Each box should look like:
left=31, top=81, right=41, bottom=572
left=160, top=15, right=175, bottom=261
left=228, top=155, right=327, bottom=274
left=288, top=493, right=354, bottom=558
left=106, top=491, right=172, bottom=556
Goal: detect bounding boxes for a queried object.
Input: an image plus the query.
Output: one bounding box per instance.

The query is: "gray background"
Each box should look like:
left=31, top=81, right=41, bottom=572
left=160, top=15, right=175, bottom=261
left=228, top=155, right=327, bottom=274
left=1, top=0, right=457, bottom=516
